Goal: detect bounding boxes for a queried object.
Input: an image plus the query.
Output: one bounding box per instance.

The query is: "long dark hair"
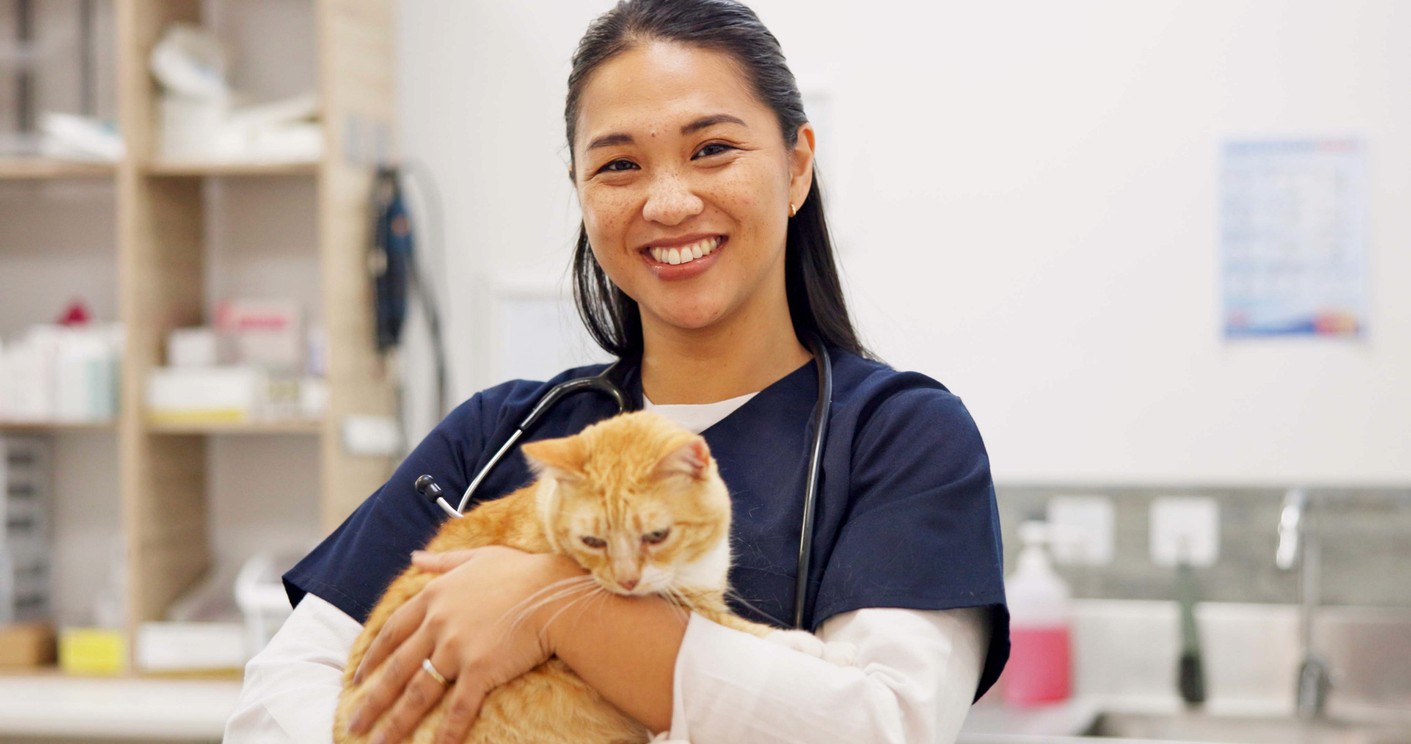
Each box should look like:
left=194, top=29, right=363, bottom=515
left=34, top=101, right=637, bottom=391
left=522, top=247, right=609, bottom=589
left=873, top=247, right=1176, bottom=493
left=566, top=0, right=868, bottom=360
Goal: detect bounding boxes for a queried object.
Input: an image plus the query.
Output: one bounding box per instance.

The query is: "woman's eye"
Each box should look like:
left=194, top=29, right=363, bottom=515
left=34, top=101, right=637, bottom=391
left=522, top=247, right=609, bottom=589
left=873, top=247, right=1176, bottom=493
left=642, top=528, right=670, bottom=545
left=581, top=535, right=607, bottom=549
left=597, top=159, right=636, bottom=174
left=693, top=142, right=733, bottom=159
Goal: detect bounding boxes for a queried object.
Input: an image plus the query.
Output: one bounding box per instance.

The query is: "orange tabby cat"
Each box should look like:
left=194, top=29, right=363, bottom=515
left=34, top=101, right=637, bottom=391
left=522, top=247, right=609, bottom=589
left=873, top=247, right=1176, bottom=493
left=334, top=411, right=825, bottom=744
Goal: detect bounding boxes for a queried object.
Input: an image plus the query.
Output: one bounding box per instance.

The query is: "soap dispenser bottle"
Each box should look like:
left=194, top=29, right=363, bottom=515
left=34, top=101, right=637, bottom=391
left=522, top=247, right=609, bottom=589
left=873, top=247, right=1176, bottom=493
left=1003, top=520, right=1073, bottom=705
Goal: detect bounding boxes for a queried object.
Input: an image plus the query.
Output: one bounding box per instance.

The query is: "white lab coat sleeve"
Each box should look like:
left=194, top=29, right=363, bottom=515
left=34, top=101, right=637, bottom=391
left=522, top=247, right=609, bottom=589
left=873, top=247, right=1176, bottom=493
left=223, top=593, right=362, bottom=743
left=666, top=607, right=989, bottom=744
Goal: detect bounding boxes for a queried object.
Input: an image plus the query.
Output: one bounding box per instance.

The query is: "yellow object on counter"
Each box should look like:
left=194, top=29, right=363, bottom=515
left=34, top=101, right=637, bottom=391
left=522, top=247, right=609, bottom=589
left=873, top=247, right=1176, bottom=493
left=59, top=627, right=127, bottom=675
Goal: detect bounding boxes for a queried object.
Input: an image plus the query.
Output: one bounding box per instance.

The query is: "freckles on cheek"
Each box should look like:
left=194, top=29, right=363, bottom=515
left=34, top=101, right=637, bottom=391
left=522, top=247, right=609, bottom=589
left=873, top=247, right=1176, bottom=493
left=583, top=194, right=633, bottom=234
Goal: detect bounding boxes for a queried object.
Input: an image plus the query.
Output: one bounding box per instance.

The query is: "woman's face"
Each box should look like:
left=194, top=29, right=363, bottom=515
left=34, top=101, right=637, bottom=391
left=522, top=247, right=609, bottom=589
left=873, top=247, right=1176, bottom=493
left=572, top=41, right=814, bottom=341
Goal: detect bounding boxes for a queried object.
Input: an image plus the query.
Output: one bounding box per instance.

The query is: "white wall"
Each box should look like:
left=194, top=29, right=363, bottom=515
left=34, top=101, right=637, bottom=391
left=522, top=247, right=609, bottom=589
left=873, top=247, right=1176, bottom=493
left=396, top=1, right=1411, bottom=487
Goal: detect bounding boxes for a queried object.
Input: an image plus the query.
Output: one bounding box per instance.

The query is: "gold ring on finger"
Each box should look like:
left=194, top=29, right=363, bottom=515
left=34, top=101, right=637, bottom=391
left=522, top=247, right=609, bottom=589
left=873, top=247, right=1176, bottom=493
left=420, top=657, right=449, bottom=686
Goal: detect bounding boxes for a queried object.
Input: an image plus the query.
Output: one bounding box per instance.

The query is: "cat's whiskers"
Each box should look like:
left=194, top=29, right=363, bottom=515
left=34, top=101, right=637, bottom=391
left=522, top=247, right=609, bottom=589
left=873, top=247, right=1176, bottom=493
left=538, top=580, right=612, bottom=637
left=502, top=575, right=601, bottom=637
left=659, top=586, right=692, bottom=624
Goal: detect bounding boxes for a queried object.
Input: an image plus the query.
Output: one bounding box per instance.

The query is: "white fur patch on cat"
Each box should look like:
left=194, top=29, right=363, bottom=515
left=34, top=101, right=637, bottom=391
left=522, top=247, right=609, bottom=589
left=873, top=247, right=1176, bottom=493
left=674, top=535, right=730, bottom=592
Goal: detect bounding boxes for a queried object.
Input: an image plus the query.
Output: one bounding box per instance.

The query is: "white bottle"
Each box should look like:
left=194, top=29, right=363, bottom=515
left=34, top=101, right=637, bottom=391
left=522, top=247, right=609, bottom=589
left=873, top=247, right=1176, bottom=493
left=1003, top=521, right=1073, bottom=705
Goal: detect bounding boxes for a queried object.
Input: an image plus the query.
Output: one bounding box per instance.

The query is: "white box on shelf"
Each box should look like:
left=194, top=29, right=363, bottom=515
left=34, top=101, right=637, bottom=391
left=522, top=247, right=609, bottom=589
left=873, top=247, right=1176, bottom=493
left=299, top=377, right=329, bottom=418
left=136, top=621, right=248, bottom=672
left=54, top=328, right=119, bottom=422
left=215, top=299, right=304, bottom=372
left=235, top=550, right=303, bottom=656
left=166, top=326, right=224, bottom=368
left=146, top=366, right=265, bottom=423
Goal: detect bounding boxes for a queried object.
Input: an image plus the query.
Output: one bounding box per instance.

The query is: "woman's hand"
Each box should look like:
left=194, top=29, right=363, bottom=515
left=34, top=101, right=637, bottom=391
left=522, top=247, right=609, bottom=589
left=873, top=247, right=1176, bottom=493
left=344, top=545, right=586, bottom=744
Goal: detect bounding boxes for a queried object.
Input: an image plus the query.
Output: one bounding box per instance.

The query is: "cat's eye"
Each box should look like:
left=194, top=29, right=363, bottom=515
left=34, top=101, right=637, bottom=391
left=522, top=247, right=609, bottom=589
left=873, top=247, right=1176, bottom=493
left=642, top=528, right=670, bottom=545
left=580, top=535, right=606, bottom=549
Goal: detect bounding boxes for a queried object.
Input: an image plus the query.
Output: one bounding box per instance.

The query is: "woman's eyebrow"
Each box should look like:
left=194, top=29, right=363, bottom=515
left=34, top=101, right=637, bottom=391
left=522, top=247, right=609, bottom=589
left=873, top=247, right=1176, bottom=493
left=681, top=113, right=746, bottom=134
left=585, top=114, right=748, bottom=152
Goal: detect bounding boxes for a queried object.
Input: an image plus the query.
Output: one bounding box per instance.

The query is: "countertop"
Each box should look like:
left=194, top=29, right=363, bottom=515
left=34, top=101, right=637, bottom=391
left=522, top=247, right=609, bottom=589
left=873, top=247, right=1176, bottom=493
left=0, top=673, right=239, bottom=741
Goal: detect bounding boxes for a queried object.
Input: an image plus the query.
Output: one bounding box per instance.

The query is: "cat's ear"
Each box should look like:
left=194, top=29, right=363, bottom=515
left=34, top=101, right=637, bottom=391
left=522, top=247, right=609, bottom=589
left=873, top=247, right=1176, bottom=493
left=522, top=435, right=587, bottom=483
left=653, top=436, right=713, bottom=480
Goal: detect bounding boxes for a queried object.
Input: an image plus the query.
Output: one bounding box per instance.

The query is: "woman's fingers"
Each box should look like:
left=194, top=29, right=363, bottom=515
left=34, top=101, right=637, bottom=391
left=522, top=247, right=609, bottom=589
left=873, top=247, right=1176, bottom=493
left=346, top=548, right=576, bottom=741
left=433, top=680, right=490, bottom=744
left=412, top=548, right=480, bottom=573
left=355, top=591, right=427, bottom=685
left=346, top=627, right=435, bottom=736
left=368, top=653, right=454, bottom=744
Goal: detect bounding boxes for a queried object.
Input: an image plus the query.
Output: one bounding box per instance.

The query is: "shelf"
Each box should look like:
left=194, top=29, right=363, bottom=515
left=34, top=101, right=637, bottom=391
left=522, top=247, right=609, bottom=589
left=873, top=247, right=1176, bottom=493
left=0, top=419, right=117, bottom=433
left=142, top=159, right=319, bottom=178
left=145, top=417, right=324, bottom=436
left=0, top=672, right=239, bottom=740
left=146, top=419, right=323, bottom=435
left=0, top=158, right=117, bottom=180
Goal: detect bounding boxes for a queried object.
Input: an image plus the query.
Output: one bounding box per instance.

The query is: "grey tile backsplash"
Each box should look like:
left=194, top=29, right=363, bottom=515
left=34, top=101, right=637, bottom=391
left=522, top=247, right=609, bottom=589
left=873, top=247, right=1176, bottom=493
left=995, top=486, right=1411, bottom=607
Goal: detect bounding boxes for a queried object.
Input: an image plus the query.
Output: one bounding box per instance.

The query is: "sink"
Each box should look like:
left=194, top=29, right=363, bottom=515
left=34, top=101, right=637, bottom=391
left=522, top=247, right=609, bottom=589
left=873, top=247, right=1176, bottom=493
left=1083, top=710, right=1411, bottom=744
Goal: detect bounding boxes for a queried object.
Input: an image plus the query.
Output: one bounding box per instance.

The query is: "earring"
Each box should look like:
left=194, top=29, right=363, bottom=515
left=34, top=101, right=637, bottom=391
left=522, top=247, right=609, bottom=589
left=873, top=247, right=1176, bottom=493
left=789, top=202, right=797, bottom=218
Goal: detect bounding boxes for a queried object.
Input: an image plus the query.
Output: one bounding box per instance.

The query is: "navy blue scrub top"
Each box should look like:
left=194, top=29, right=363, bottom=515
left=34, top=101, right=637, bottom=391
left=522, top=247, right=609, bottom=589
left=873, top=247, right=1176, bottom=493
left=285, top=348, right=1010, bottom=699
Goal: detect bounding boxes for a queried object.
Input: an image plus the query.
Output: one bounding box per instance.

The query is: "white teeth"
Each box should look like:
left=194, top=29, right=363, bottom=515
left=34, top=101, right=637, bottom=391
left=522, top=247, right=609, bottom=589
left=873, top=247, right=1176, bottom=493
left=649, top=236, right=721, bottom=266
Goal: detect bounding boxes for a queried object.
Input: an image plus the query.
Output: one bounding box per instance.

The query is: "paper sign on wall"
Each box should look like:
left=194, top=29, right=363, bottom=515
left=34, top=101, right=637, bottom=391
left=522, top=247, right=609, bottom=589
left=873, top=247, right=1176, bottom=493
left=1220, top=139, right=1368, bottom=339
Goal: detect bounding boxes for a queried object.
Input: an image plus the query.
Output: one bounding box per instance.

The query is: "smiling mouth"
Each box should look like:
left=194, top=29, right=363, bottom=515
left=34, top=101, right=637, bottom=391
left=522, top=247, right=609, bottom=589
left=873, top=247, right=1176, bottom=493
left=647, top=236, right=724, bottom=266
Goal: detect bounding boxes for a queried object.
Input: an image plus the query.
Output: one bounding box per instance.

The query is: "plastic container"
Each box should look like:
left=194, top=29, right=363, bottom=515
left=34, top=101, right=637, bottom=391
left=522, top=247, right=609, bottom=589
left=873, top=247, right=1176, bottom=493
left=1003, top=520, right=1073, bottom=705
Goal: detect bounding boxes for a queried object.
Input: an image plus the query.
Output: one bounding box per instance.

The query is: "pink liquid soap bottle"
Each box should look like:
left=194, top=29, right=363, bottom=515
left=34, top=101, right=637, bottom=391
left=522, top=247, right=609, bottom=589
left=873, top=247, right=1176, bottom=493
left=1003, top=520, right=1072, bottom=706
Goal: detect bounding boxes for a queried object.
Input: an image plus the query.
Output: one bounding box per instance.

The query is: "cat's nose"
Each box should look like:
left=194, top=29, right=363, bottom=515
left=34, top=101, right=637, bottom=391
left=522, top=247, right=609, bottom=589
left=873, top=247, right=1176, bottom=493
left=619, top=578, right=640, bottom=592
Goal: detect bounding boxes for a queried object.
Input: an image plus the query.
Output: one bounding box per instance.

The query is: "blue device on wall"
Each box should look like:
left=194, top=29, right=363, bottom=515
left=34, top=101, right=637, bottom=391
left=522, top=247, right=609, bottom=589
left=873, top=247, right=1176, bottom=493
left=371, top=166, right=414, bottom=352
left=368, top=163, right=450, bottom=428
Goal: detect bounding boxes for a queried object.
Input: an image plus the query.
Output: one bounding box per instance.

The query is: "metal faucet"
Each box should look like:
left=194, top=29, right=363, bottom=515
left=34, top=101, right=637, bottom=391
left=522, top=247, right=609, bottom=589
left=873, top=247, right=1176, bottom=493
left=1276, top=488, right=1332, bottom=719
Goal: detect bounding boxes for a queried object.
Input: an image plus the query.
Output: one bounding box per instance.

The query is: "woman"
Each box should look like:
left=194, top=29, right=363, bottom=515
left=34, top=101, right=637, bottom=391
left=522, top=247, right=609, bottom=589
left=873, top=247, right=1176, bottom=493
left=226, top=1, right=1008, bottom=742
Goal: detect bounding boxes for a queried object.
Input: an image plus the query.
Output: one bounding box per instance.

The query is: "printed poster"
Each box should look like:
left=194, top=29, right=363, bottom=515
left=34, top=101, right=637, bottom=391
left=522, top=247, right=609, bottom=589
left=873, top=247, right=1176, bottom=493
left=1220, top=139, right=1368, bottom=338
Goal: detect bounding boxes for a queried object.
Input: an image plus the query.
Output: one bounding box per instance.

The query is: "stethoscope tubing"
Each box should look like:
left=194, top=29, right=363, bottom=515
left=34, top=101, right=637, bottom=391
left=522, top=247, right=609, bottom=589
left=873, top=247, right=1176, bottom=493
left=424, top=343, right=831, bottom=629
left=793, top=342, right=832, bottom=630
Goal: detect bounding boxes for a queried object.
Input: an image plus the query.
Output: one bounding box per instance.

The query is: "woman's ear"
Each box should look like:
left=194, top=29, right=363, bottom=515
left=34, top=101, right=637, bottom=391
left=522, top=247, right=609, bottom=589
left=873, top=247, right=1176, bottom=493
left=788, top=122, right=816, bottom=210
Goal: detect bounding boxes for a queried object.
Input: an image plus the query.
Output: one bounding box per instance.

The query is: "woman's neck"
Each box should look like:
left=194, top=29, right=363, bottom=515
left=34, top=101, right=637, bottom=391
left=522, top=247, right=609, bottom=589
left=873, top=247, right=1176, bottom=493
left=639, top=321, right=811, bottom=405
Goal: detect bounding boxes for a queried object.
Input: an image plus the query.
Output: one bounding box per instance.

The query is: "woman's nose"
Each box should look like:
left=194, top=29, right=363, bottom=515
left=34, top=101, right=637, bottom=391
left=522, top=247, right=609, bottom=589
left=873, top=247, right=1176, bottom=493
left=641, top=170, right=704, bottom=225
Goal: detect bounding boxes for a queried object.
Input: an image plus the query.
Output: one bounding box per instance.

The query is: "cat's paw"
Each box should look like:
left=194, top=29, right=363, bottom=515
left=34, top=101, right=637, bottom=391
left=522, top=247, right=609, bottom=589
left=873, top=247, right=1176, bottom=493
left=765, top=629, right=859, bottom=666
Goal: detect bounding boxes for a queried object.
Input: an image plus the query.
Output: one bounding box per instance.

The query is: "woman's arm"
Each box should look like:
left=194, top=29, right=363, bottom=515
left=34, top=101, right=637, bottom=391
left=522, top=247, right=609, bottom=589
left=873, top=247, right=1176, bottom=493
left=224, top=594, right=362, bottom=743
left=346, top=547, right=688, bottom=742
left=542, top=583, right=688, bottom=732
left=557, top=602, right=988, bottom=744
left=669, top=607, right=989, bottom=743
left=351, top=548, right=987, bottom=744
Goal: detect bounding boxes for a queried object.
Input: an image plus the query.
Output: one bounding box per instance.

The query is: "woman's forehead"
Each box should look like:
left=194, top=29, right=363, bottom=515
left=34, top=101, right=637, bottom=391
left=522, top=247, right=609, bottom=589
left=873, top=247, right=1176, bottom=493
left=574, top=41, right=768, bottom=147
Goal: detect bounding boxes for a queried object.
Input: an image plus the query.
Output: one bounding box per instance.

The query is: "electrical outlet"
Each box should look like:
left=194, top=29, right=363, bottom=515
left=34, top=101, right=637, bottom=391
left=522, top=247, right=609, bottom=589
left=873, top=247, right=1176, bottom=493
left=1047, top=494, right=1115, bottom=565
left=1149, top=496, right=1220, bottom=567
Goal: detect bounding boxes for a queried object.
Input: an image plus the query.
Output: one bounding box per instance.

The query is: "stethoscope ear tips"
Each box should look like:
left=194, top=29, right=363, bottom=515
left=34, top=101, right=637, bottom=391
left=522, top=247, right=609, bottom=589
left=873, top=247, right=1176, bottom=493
left=415, top=474, right=443, bottom=499
left=416, top=474, right=463, bottom=519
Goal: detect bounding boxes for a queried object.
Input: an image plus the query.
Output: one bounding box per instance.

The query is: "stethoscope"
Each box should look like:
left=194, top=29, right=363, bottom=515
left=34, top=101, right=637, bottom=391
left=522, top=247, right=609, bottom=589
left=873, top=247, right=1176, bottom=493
left=414, top=338, right=834, bottom=629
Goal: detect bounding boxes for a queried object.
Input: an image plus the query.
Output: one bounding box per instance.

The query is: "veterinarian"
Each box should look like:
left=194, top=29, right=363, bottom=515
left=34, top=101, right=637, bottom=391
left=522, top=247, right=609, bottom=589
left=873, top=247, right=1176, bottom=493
left=226, top=1, right=1008, bottom=741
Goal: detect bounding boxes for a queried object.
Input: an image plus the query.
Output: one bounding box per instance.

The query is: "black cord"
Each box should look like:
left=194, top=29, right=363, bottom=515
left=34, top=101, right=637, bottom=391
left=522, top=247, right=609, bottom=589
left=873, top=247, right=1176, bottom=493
left=793, top=340, right=833, bottom=630
left=390, top=159, right=450, bottom=419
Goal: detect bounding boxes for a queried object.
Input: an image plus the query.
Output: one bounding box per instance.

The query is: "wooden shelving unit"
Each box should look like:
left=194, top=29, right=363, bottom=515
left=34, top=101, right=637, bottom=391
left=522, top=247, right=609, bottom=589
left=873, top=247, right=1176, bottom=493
left=0, top=420, right=118, bottom=433
left=0, top=158, right=116, bottom=180
left=113, top=0, right=397, bottom=644
left=1, top=1, right=396, bottom=706
left=143, top=159, right=320, bottom=178
left=144, top=418, right=325, bottom=436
